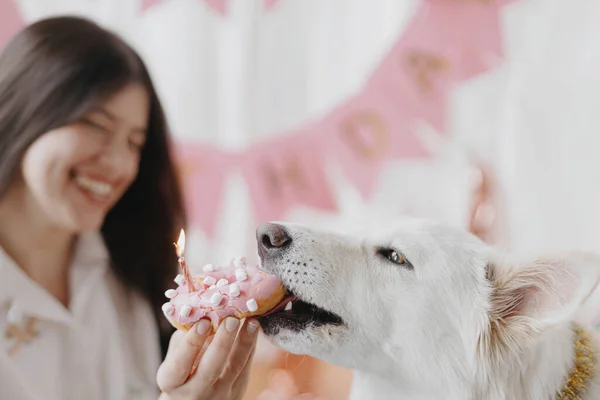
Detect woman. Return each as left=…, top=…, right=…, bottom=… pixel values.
left=0, top=16, right=260, bottom=400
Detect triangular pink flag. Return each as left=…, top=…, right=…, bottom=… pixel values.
left=367, top=4, right=464, bottom=133
left=0, top=0, right=24, bottom=51
left=240, top=131, right=337, bottom=224
left=204, top=0, right=228, bottom=15
left=174, top=143, right=234, bottom=238
left=263, top=0, right=280, bottom=10
left=324, top=86, right=430, bottom=199
left=140, top=0, right=164, bottom=12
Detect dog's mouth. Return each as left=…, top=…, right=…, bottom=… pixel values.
left=258, top=289, right=344, bottom=334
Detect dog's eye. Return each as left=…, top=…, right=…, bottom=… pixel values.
left=387, top=250, right=404, bottom=264
left=377, top=248, right=412, bottom=270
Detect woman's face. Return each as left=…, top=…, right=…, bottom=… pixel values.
left=18, top=83, right=149, bottom=233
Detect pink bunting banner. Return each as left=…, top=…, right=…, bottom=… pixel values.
left=0, top=0, right=24, bottom=51
left=168, top=0, right=518, bottom=237
left=367, top=4, right=465, bottom=133
left=239, top=132, right=337, bottom=224
left=174, top=144, right=235, bottom=238
left=0, top=0, right=518, bottom=237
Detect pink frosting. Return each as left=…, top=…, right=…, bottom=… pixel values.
left=163, top=257, right=284, bottom=327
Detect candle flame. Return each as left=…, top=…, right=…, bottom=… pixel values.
left=175, top=229, right=185, bottom=257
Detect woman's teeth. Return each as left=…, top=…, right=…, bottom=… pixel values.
left=74, top=176, right=112, bottom=197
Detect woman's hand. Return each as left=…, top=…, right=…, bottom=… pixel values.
left=256, top=369, right=326, bottom=400
left=157, top=317, right=259, bottom=400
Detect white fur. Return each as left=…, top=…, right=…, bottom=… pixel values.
left=258, top=217, right=600, bottom=400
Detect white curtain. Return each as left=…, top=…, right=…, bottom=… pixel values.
left=453, top=0, right=600, bottom=256
left=14, top=0, right=600, bottom=269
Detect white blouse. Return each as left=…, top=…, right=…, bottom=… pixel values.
left=0, top=232, right=161, bottom=400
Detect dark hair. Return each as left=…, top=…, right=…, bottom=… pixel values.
left=0, top=16, right=185, bottom=357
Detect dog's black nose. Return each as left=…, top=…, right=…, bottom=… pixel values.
left=257, top=223, right=291, bottom=258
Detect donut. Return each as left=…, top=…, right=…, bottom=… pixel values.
left=161, top=257, right=287, bottom=332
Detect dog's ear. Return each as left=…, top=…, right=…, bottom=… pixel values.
left=482, top=253, right=600, bottom=360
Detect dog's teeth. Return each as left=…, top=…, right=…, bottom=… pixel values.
left=284, top=301, right=293, bottom=311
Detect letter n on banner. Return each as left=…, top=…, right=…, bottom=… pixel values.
left=323, top=85, right=430, bottom=199
left=173, top=143, right=233, bottom=238
left=240, top=132, right=337, bottom=224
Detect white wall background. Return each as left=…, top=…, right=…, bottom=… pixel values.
left=13, top=0, right=600, bottom=267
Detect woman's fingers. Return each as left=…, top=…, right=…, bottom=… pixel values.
left=158, top=317, right=262, bottom=398
left=187, top=317, right=241, bottom=390
left=222, top=319, right=260, bottom=383
left=162, top=328, right=187, bottom=362
left=156, top=319, right=212, bottom=392
left=226, top=321, right=260, bottom=395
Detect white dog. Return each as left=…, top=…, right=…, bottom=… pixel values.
left=255, top=218, right=600, bottom=400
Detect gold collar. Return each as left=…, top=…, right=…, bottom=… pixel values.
left=557, top=324, right=597, bottom=399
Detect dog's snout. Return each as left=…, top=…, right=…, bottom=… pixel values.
left=257, top=223, right=291, bottom=258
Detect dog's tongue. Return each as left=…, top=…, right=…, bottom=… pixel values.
left=261, top=295, right=297, bottom=317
